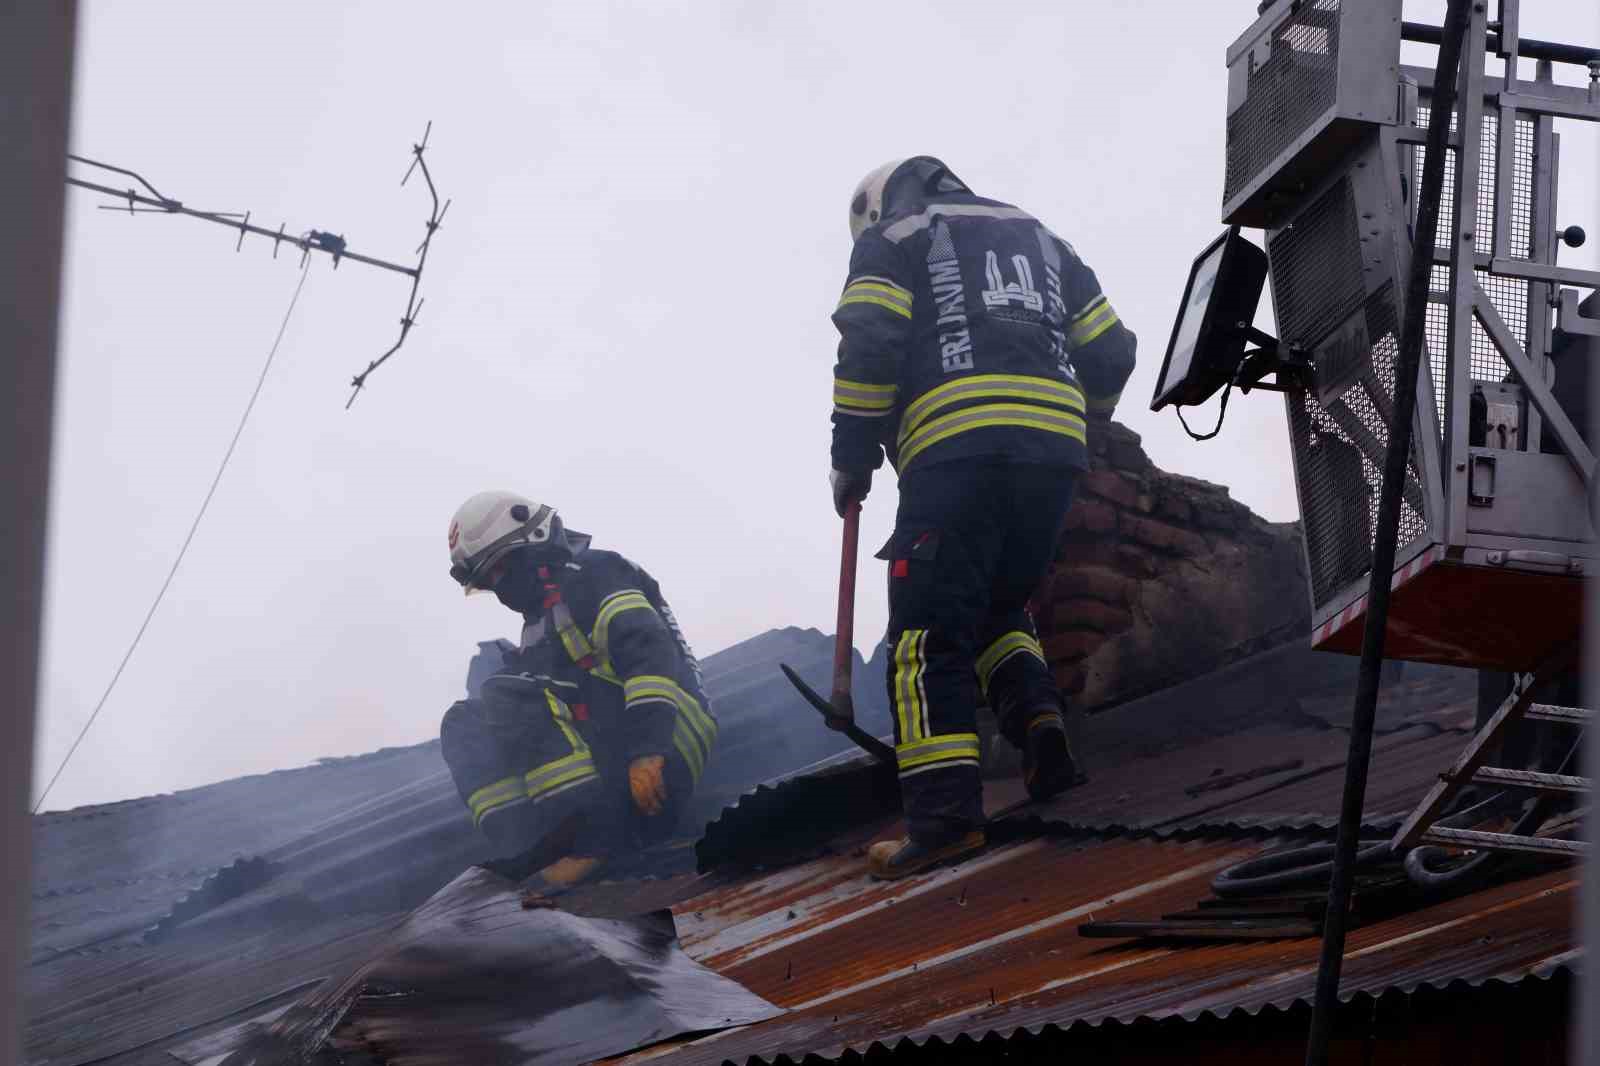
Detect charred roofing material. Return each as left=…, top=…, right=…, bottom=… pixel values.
left=205, top=868, right=783, bottom=1066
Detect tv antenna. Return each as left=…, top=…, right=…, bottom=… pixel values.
left=64, top=121, right=450, bottom=407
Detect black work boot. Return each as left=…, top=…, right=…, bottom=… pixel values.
left=867, top=827, right=986, bottom=881
left=1023, top=708, right=1077, bottom=803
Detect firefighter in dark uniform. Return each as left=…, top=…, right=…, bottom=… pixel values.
left=439, top=491, right=717, bottom=888
left=829, top=157, right=1136, bottom=880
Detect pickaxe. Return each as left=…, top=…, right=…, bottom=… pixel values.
left=781, top=500, right=896, bottom=766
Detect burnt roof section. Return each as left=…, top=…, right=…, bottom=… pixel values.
left=202, top=868, right=781, bottom=1066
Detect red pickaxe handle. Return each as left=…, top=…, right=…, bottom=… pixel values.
left=830, top=499, right=860, bottom=719
left=779, top=498, right=896, bottom=765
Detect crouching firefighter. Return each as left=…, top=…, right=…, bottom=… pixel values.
left=829, top=157, right=1136, bottom=880
left=439, top=491, right=717, bottom=889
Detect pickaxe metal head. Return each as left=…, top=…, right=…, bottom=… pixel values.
left=781, top=663, right=895, bottom=765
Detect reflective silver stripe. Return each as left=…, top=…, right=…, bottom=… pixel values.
left=898, top=757, right=981, bottom=780
left=524, top=745, right=601, bottom=797
left=847, top=274, right=912, bottom=300
left=883, top=203, right=1036, bottom=243
left=975, top=630, right=1046, bottom=697
left=475, top=793, right=532, bottom=824
left=896, top=732, right=981, bottom=775
left=899, top=375, right=1085, bottom=444
left=834, top=381, right=898, bottom=409
left=840, top=280, right=912, bottom=312
left=532, top=771, right=600, bottom=805
left=899, top=403, right=1086, bottom=469
left=1067, top=297, right=1119, bottom=348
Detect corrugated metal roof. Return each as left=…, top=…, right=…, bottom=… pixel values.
left=29, top=635, right=1534, bottom=1066
left=21, top=628, right=900, bottom=1065
left=617, top=835, right=1577, bottom=1065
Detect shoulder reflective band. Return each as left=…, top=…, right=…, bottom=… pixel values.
left=593, top=589, right=654, bottom=651
left=881, top=203, right=1035, bottom=243
left=838, top=275, right=912, bottom=319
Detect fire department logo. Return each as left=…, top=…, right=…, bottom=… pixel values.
left=448, top=521, right=460, bottom=550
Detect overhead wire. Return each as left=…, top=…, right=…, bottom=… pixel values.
left=32, top=261, right=312, bottom=814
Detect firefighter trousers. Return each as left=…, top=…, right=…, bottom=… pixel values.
left=439, top=674, right=696, bottom=863
left=883, top=457, right=1079, bottom=840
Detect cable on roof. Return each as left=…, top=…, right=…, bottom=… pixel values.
left=32, top=260, right=312, bottom=814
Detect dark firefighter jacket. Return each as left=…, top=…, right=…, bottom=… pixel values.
left=505, top=537, right=717, bottom=787
left=831, top=190, right=1137, bottom=477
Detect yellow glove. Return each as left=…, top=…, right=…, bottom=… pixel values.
left=628, top=755, right=669, bottom=816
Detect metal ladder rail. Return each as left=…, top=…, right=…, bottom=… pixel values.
left=1391, top=643, right=1590, bottom=858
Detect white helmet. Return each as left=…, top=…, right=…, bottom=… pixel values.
left=848, top=159, right=906, bottom=243
left=848, top=156, right=970, bottom=242
left=447, top=491, right=558, bottom=594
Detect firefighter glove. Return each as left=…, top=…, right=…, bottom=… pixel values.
left=830, top=467, right=871, bottom=517
left=628, top=755, right=669, bottom=817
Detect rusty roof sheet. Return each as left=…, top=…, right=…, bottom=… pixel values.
left=618, top=834, right=1577, bottom=1065
left=693, top=649, right=1481, bottom=870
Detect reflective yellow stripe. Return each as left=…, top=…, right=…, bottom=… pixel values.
left=1067, top=296, right=1119, bottom=348
left=624, top=674, right=693, bottom=707
left=681, top=695, right=718, bottom=753
left=626, top=674, right=717, bottom=774
left=554, top=602, right=596, bottom=664
left=592, top=590, right=654, bottom=661
left=842, top=276, right=912, bottom=309
left=673, top=721, right=706, bottom=784
left=899, top=404, right=1087, bottom=470
left=838, top=293, right=913, bottom=319
left=846, top=275, right=912, bottom=298
left=1085, top=390, right=1121, bottom=414
left=975, top=631, right=1046, bottom=697
left=545, top=690, right=589, bottom=755
left=467, top=776, right=526, bottom=826
left=833, top=379, right=898, bottom=413
left=892, top=629, right=929, bottom=743
left=525, top=758, right=599, bottom=800
left=843, top=279, right=912, bottom=304
left=895, top=732, right=981, bottom=773
left=900, top=374, right=1085, bottom=442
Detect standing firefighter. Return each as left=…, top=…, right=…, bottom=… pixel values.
left=439, top=492, right=717, bottom=889
left=830, top=157, right=1136, bottom=880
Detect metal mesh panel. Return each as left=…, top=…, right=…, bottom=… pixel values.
left=1414, top=103, right=1534, bottom=425
left=1426, top=265, right=1451, bottom=435
left=1224, top=0, right=1342, bottom=204
left=1289, top=284, right=1429, bottom=608
left=1268, top=176, right=1366, bottom=348
left=1509, top=117, right=1535, bottom=260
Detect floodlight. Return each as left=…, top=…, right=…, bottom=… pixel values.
left=1150, top=228, right=1269, bottom=412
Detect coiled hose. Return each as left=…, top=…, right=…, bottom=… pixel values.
left=1210, top=734, right=1582, bottom=899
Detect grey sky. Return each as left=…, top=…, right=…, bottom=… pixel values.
left=36, top=1, right=1599, bottom=810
